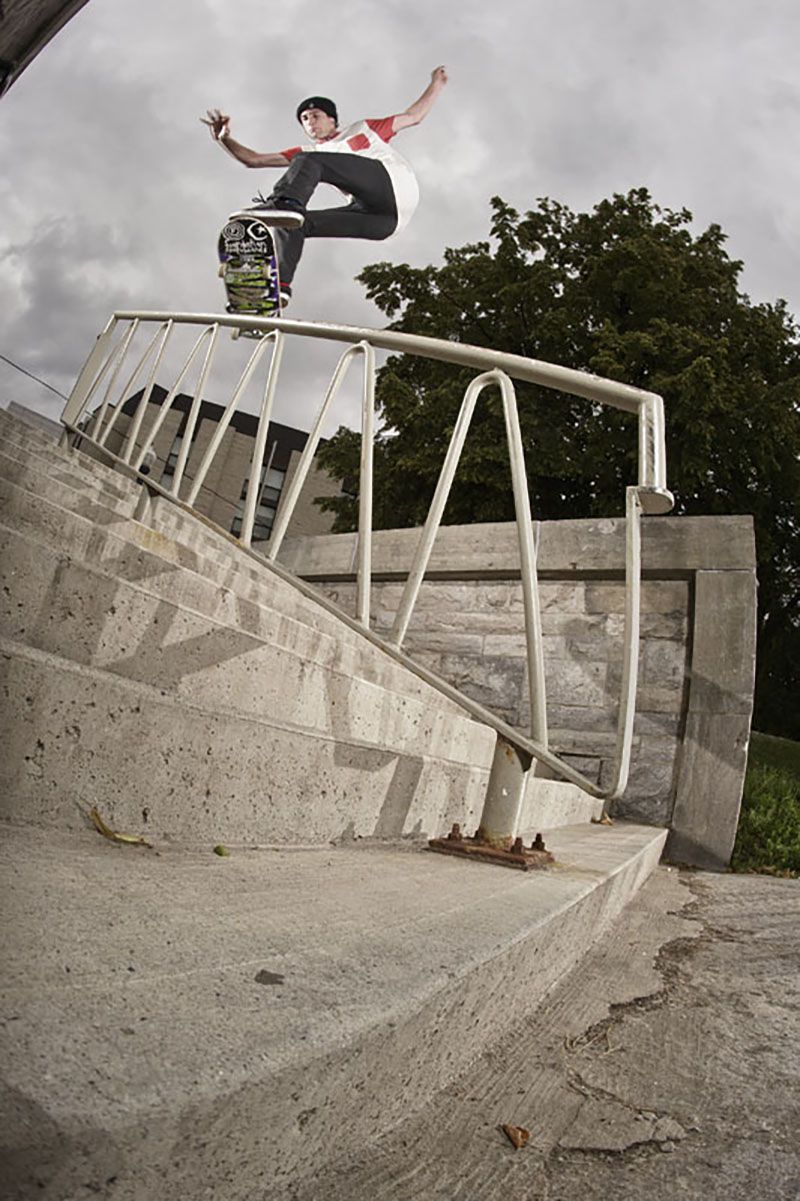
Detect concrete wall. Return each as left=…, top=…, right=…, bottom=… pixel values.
left=278, top=515, right=758, bottom=869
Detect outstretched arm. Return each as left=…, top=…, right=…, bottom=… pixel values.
left=200, top=109, right=290, bottom=168
left=392, top=66, right=448, bottom=133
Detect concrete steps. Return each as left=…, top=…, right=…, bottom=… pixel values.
left=0, top=819, right=667, bottom=1201
left=0, top=409, right=600, bottom=836
left=0, top=405, right=665, bottom=1198
left=0, top=412, right=499, bottom=843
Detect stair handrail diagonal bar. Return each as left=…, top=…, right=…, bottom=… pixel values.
left=184, top=333, right=277, bottom=508
left=86, top=318, right=139, bottom=442
left=355, top=343, right=376, bottom=629
left=121, top=320, right=174, bottom=465
left=61, top=310, right=675, bottom=815
left=96, top=322, right=170, bottom=448
left=499, top=372, right=548, bottom=750
left=161, top=324, right=221, bottom=491
left=267, top=340, right=376, bottom=628
left=59, top=315, right=121, bottom=443
left=240, top=330, right=285, bottom=549
left=132, top=323, right=220, bottom=483
left=389, top=368, right=548, bottom=747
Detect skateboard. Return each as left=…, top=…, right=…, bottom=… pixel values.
left=217, top=215, right=282, bottom=331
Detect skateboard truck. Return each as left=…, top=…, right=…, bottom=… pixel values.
left=428, top=823, right=554, bottom=871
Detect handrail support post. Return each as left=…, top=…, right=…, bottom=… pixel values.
left=475, top=735, right=534, bottom=849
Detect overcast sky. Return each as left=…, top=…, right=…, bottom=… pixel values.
left=2, top=0, right=800, bottom=435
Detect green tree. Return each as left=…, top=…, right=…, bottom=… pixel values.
left=317, top=189, right=800, bottom=738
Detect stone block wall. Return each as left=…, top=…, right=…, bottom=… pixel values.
left=278, top=515, right=757, bottom=868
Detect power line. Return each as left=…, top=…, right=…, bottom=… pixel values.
left=0, top=352, right=68, bottom=401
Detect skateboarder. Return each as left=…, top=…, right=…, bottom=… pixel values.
left=201, top=66, right=448, bottom=305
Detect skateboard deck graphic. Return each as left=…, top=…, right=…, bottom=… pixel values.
left=217, top=215, right=282, bottom=324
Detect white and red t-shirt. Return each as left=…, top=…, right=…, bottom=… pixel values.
left=280, top=117, right=420, bottom=234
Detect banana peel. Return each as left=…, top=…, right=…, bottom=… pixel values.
left=89, top=806, right=152, bottom=849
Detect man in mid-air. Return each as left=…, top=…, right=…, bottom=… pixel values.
left=202, top=66, right=448, bottom=305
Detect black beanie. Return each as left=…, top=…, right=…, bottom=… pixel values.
left=296, top=96, right=338, bottom=124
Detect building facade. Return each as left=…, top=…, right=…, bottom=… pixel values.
left=98, top=385, right=342, bottom=545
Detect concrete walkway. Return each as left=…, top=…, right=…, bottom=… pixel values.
left=0, top=820, right=663, bottom=1200
left=289, top=867, right=800, bottom=1201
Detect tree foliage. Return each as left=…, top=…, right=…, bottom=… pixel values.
left=317, top=189, right=800, bottom=737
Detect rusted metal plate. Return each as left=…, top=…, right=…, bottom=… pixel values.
left=428, top=825, right=554, bottom=871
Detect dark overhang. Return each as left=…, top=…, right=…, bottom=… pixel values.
left=0, top=1, right=91, bottom=96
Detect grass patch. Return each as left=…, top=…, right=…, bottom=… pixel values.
left=731, top=732, right=800, bottom=877
left=747, top=731, right=800, bottom=778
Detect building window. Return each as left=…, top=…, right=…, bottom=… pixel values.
left=161, top=434, right=184, bottom=479
left=240, top=464, right=286, bottom=500
left=232, top=461, right=286, bottom=542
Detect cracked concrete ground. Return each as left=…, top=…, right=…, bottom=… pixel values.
left=282, top=867, right=800, bottom=1201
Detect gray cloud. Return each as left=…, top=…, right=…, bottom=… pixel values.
left=2, top=0, right=799, bottom=434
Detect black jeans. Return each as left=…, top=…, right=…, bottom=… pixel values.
left=265, top=152, right=398, bottom=284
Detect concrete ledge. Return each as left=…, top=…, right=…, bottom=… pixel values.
left=0, top=820, right=666, bottom=1200
left=0, top=442, right=140, bottom=515
left=279, top=515, right=757, bottom=577
left=0, top=527, right=488, bottom=761
left=0, top=411, right=140, bottom=497
left=0, top=636, right=494, bottom=845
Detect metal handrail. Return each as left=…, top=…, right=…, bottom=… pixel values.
left=60, top=309, right=674, bottom=821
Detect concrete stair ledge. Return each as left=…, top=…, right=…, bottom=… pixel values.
left=0, top=449, right=601, bottom=833
left=0, top=425, right=142, bottom=499
left=0, top=458, right=367, bottom=649
left=0, top=495, right=489, bottom=741
left=0, top=487, right=415, bottom=708
left=0, top=465, right=405, bottom=656
left=0, top=423, right=297, bottom=590
left=0, top=530, right=491, bottom=766
left=0, top=444, right=138, bottom=515
left=0, top=444, right=143, bottom=523
left=0, top=495, right=599, bottom=832
left=0, top=418, right=602, bottom=833
left=522, top=777, right=604, bottom=830
left=0, top=472, right=335, bottom=639
left=0, top=426, right=138, bottom=494
left=0, top=412, right=139, bottom=497
left=0, top=636, right=493, bottom=844
left=0, top=612, right=596, bottom=839
left=0, top=820, right=667, bottom=1201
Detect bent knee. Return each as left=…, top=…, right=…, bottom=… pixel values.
left=367, top=214, right=397, bottom=241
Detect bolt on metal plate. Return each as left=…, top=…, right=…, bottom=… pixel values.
left=428, top=824, right=555, bottom=871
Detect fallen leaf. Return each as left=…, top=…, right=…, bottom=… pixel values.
left=89, top=806, right=152, bottom=848
left=501, top=1123, right=530, bottom=1150
left=254, top=969, right=285, bottom=986
left=213, top=844, right=231, bottom=857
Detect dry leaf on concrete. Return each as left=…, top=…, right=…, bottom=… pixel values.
left=89, top=806, right=152, bottom=848
left=500, top=1123, right=530, bottom=1149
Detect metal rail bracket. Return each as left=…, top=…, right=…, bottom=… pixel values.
left=428, top=824, right=555, bottom=872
